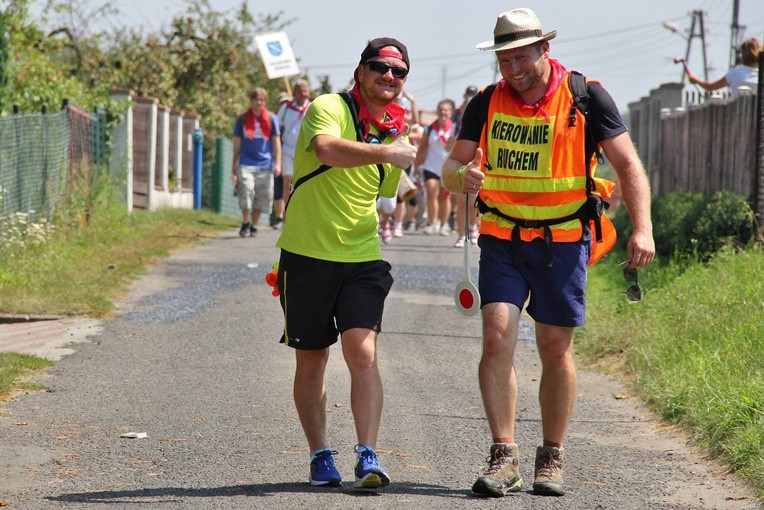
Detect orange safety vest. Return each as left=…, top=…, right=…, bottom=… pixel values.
left=477, top=76, right=616, bottom=265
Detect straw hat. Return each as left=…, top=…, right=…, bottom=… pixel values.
left=476, top=8, right=557, bottom=52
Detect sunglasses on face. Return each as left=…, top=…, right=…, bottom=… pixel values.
left=366, top=61, right=409, bottom=79
left=623, top=267, right=642, bottom=302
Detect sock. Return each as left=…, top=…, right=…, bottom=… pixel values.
left=356, top=444, right=374, bottom=457
left=543, top=440, right=563, bottom=449
left=493, top=437, right=514, bottom=445
left=310, top=448, right=329, bottom=459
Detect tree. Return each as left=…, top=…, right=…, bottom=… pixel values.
left=0, top=12, right=9, bottom=98
left=0, top=0, right=113, bottom=113
left=90, top=0, right=299, bottom=140
left=3, top=0, right=312, bottom=142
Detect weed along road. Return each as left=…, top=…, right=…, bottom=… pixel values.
left=0, top=228, right=759, bottom=510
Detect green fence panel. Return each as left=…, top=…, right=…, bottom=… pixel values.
left=214, top=137, right=239, bottom=218
left=0, top=104, right=109, bottom=235
left=0, top=111, right=69, bottom=222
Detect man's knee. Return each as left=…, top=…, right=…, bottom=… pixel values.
left=295, top=348, right=330, bottom=375
left=341, top=329, right=378, bottom=371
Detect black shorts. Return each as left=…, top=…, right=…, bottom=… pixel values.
left=422, top=169, right=441, bottom=182
left=277, top=250, right=394, bottom=350
left=273, top=175, right=284, bottom=200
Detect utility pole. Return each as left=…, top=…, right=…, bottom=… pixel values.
left=729, top=0, right=741, bottom=67
left=441, top=66, right=447, bottom=101
left=682, top=10, right=710, bottom=84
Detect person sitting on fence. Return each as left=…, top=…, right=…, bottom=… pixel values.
left=685, top=37, right=762, bottom=95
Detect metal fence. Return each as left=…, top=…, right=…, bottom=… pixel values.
left=0, top=103, right=105, bottom=223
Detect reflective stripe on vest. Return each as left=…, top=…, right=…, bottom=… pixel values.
left=478, top=77, right=595, bottom=243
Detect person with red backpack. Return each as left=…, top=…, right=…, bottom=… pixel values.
left=442, top=8, right=655, bottom=498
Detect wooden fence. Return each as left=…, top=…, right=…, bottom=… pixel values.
left=627, top=56, right=763, bottom=224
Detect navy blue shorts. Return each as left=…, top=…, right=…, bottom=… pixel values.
left=277, top=250, right=394, bottom=350
left=477, top=234, right=590, bottom=327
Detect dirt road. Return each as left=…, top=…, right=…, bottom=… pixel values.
left=0, top=228, right=759, bottom=509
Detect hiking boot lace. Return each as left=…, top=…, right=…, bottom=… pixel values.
left=484, top=448, right=510, bottom=475
left=536, top=451, right=562, bottom=477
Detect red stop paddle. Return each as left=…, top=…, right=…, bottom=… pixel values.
left=455, top=194, right=480, bottom=316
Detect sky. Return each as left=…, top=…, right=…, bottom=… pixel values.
left=37, top=0, right=764, bottom=114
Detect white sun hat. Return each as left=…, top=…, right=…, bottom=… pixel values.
left=476, top=8, right=557, bottom=52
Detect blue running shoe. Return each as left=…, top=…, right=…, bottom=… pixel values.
left=310, top=449, right=341, bottom=486
left=353, top=445, right=390, bottom=489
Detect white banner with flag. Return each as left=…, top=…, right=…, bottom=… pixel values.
left=255, top=32, right=300, bottom=79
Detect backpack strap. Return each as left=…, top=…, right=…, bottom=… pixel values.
left=567, top=71, right=589, bottom=127
left=286, top=92, right=386, bottom=212
left=567, top=71, right=609, bottom=243
left=477, top=84, right=497, bottom=171
left=337, top=91, right=385, bottom=187
left=568, top=71, right=605, bottom=179
left=474, top=198, right=592, bottom=267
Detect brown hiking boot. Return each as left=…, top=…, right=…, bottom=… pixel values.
left=533, top=445, right=564, bottom=496
left=471, top=443, right=523, bottom=497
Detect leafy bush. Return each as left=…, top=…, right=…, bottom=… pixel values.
left=690, top=190, right=757, bottom=258
left=651, top=192, right=705, bottom=258
left=610, top=190, right=757, bottom=261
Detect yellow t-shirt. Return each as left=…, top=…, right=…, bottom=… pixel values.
left=276, top=93, right=402, bottom=262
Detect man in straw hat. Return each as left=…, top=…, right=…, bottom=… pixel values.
left=442, top=8, right=654, bottom=497
left=276, top=37, right=417, bottom=490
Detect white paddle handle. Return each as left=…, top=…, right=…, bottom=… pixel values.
left=464, top=193, right=471, bottom=280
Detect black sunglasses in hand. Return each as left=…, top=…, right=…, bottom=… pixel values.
left=623, top=267, right=642, bottom=302
left=366, top=61, right=409, bottom=79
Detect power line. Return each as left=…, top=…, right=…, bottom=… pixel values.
left=302, top=16, right=690, bottom=70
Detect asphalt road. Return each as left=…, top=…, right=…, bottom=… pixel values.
left=0, top=227, right=760, bottom=510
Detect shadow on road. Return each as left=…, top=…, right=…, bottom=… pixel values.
left=47, top=481, right=474, bottom=503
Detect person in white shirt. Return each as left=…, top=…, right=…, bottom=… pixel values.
left=415, top=99, right=457, bottom=236
left=686, top=37, right=761, bottom=95
left=273, top=80, right=311, bottom=228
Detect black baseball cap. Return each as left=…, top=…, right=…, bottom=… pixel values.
left=359, top=37, right=410, bottom=70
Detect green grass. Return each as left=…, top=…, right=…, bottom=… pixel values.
left=580, top=245, right=764, bottom=497
left=0, top=352, right=54, bottom=409
left=0, top=207, right=237, bottom=317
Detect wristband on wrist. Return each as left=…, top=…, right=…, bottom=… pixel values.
left=456, top=165, right=466, bottom=190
